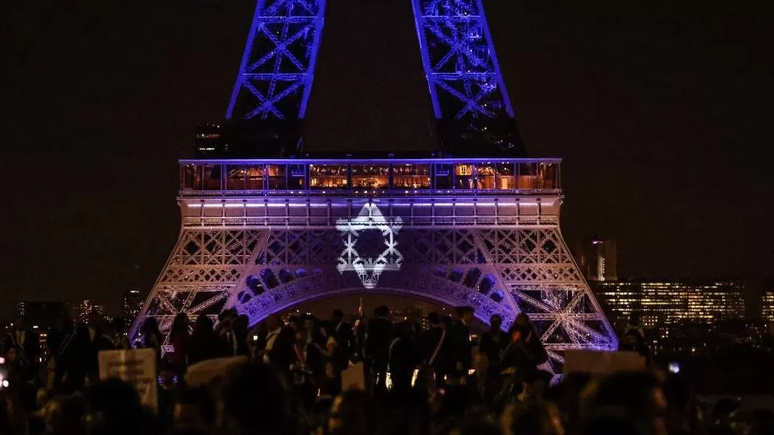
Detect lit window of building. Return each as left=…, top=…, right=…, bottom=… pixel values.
left=592, top=280, right=746, bottom=328
left=121, top=289, right=144, bottom=323
left=762, top=290, right=774, bottom=322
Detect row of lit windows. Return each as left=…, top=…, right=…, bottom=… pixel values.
left=595, top=282, right=746, bottom=325
left=180, top=161, right=560, bottom=193
left=763, top=292, right=774, bottom=321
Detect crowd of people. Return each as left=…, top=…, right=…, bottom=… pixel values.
left=1, top=305, right=773, bottom=435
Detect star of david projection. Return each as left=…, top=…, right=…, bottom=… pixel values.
left=336, top=202, right=403, bottom=288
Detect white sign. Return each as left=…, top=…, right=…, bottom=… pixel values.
left=98, top=348, right=158, bottom=411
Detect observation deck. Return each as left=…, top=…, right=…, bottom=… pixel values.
left=179, top=158, right=563, bottom=228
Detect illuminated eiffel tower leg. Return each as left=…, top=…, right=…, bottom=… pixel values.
left=226, top=0, right=326, bottom=121
left=411, top=0, right=514, bottom=120
left=129, top=229, right=265, bottom=351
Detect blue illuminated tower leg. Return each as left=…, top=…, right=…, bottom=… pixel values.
left=411, top=0, right=525, bottom=155
left=227, top=0, right=327, bottom=121
left=411, top=0, right=515, bottom=120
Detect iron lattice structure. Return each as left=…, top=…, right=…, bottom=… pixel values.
left=226, top=0, right=511, bottom=123
left=133, top=1, right=619, bottom=375
left=412, top=0, right=514, bottom=120
left=131, top=159, right=619, bottom=374
left=226, top=0, right=326, bottom=120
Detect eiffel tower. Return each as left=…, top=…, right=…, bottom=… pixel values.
left=131, top=0, right=618, bottom=374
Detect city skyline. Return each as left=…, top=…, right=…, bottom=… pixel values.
left=2, top=0, right=772, bottom=311
left=0, top=233, right=766, bottom=321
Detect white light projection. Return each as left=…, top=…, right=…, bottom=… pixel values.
left=336, top=202, right=404, bottom=288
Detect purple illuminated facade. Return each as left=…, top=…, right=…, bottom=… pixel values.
left=131, top=0, right=618, bottom=374
left=133, top=158, right=618, bottom=374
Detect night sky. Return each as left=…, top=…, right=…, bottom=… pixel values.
left=2, top=0, right=772, bottom=314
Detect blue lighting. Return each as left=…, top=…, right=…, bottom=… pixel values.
left=226, top=0, right=327, bottom=121
left=227, top=0, right=513, bottom=124
left=411, top=0, right=515, bottom=120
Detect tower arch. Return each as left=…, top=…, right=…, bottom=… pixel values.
left=133, top=191, right=618, bottom=375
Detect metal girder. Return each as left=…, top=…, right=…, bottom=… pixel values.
left=411, top=0, right=514, bottom=120
left=132, top=202, right=618, bottom=376
left=226, top=0, right=326, bottom=120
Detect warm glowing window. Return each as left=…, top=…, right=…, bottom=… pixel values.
left=310, top=164, right=348, bottom=190
left=243, top=165, right=264, bottom=190
left=517, top=162, right=538, bottom=189
left=540, top=163, right=559, bottom=189
left=351, top=165, right=388, bottom=190
left=477, top=162, right=515, bottom=190
left=267, top=165, right=286, bottom=189
left=392, top=164, right=430, bottom=189
left=225, top=165, right=247, bottom=190
left=455, top=164, right=475, bottom=189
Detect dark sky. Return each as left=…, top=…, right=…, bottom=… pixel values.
left=1, top=0, right=773, bottom=313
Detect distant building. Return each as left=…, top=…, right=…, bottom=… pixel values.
left=14, top=301, right=69, bottom=331
left=38, top=330, right=49, bottom=362
left=194, top=123, right=223, bottom=158
left=73, top=299, right=106, bottom=324
left=762, top=290, right=774, bottom=322
left=121, top=289, right=144, bottom=322
left=592, top=280, right=746, bottom=329
left=647, top=319, right=770, bottom=358
left=574, top=236, right=618, bottom=281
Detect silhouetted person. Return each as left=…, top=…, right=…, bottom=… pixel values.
left=171, top=387, right=218, bottom=434
left=188, top=314, right=229, bottom=365
left=3, top=344, right=38, bottom=412
left=420, top=312, right=448, bottom=389
left=289, top=328, right=324, bottom=412
left=580, top=371, right=668, bottom=435
left=216, top=362, right=289, bottom=435
left=88, top=378, right=155, bottom=435
left=169, top=313, right=191, bottom=380
left=139, top=317, right=163, bottom=366
left=50, top=318, right=76, bottom=392
left=353, top=315, right=369, bottom=362
left=76, top=313, right=115, bottom=387
left=158, top=360, right=178, bottom=421
left=4, top=315, right=40, bottom=382
left=449, top=306, right=474, bottom=382
left=217, top=309, right=239, bottom=357
left=388, top=322, right=417, bottom=393
left=111, top=318, right=131, bottom=349
left=479, top=314, right=507, bottom=401
left=619, top=311, right=651, bottom=366
left=500, top=399, right=566, bottom=435
left=302, top=315, right=327, bottom=350
left=367, top=306, right=393, bottom=391
left=256, top=314, right=295, bottom=376
left=233, top=315, right=251, bottom=357
left=500, top=314, right=549, bottom=401
left=328, top=309, right=354, bottom=368
left=326, top=390, right=375, bottom=435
